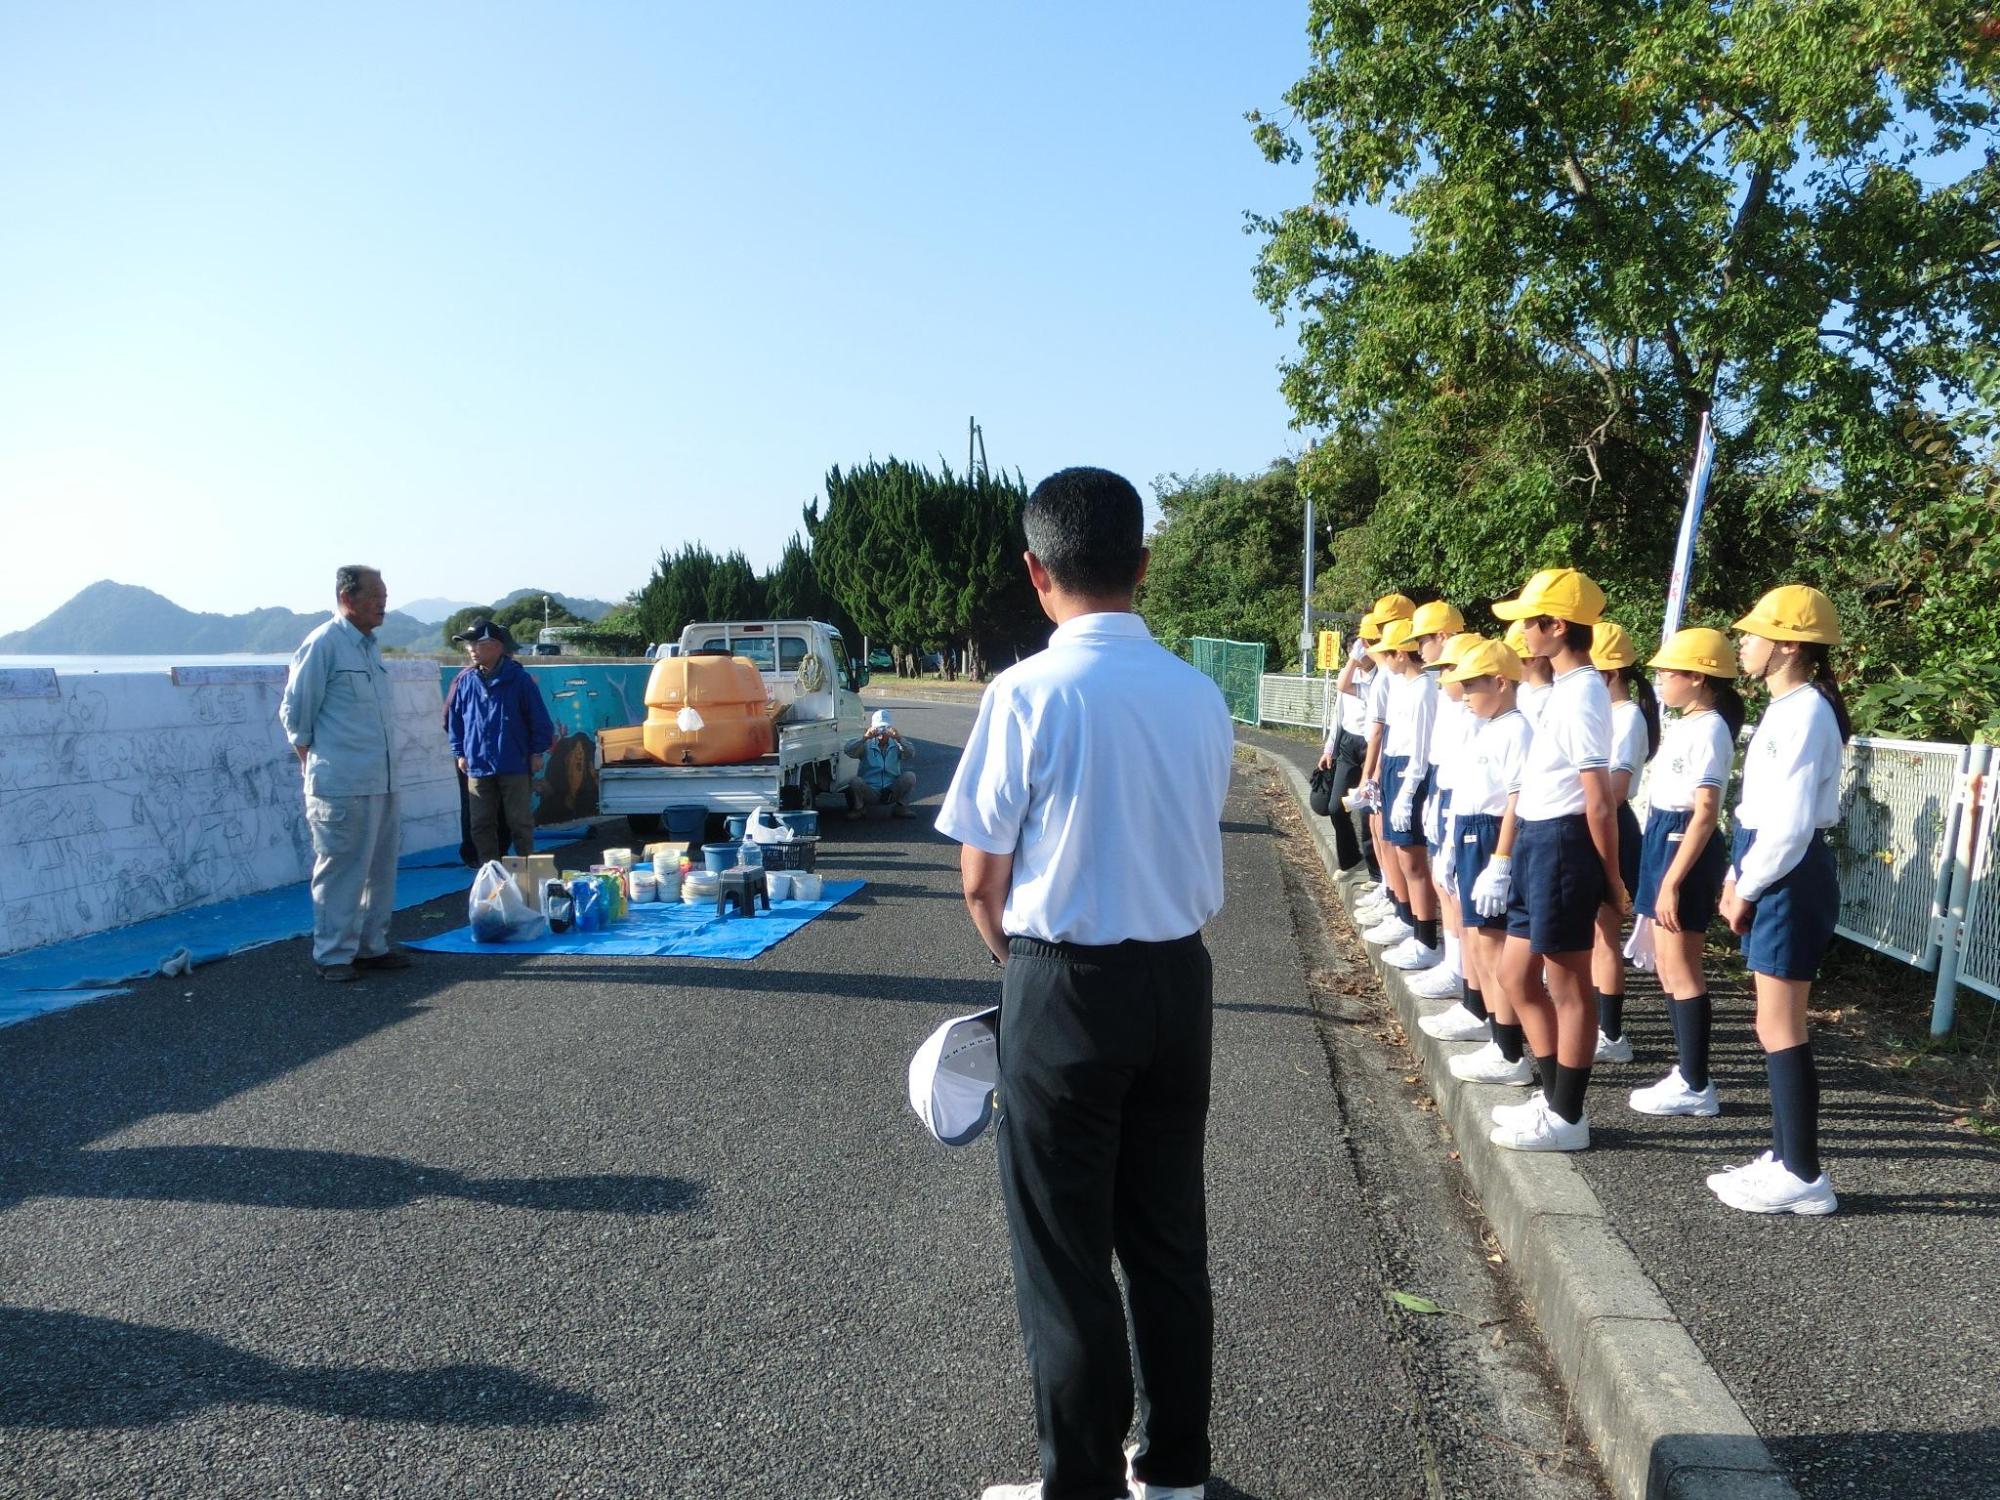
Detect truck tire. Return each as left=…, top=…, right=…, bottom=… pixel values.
left=778, top=781, right=806, bottom=811
left=626, top=813, right=663, bottom=839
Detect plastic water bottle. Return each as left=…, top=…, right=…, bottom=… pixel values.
left=738, top=839, right=764, bottom=870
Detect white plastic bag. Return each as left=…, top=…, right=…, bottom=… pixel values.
left=1623, top=915, right=1657, bottom=972
left=746, top=808, right=795, bottom=844
left=469, top=860, right=549, bottom=944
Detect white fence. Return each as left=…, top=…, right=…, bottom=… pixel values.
left=1251, top=672, right=1998, bottom=1033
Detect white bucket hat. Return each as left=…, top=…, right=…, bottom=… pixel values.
left=907, top=1008, right=1000, bottom=1146
left=869, top=709, right=893, bottom=732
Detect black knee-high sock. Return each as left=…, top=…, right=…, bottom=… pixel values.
left=1675, top=995, right=1712, bottom=1091
left=1414, top=916, right=1440, bottom=949
left=1492, top=1021, right=1525, bottom=1062
left=1549, top=1063, right=1593, bottom=1124
left=1767, top=1044, right=1821, bottom=1181
left=1463, top=986, right=1489, bottom=1023
left=1596, top=988, right=1625, bottom=1041
left=1534, top=1053, right=1559, bottom=1098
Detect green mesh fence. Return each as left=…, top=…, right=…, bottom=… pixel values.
left=1188, top=638, right=1266, bottom=724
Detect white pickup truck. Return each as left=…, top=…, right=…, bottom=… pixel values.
left=595, top=618, right=870, bottom=839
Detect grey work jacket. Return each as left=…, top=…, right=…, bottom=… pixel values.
left=280, top=614, right=397, bottom=798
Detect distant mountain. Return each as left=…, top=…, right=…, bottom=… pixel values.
left=495, top=588, right=618, bottom=622
left=0, top=581, right=442, bottom=655
left=397, top=596, right=483, bottom=624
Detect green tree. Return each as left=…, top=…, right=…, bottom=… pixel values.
left=442, top=594, right=582, bottom=648
left=1249, top=0, right=1997, bottom=692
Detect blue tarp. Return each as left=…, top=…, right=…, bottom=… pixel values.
left=406, top=880, right=865, bottom=961
left=0, top=825, right=599, bottom=1029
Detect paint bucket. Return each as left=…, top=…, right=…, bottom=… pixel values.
left=766, top=870, right=794, bottom=901
left=629, top=870, right=659, bottom=903
left=682, top=871, right=720, bottom=904
left=791, top=872, right=823, bottom=902
left=603, top=848, right=635, bottom=870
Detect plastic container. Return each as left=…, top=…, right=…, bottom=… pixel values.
left=766, top=871, right=794, bottom=901
left=603, top=848, right=635, bottom=870
left=790, top=872, right=824, bottom=902
left=628, top=870, right=659, bottom=903
left=702, top=844, right=735, bottom=874
left=777, top=810, right=820, bottom=838
left=682, top=871, right=720, bottom=904
left=758, top=837, right=817, bottom=872
left=724, top=814, right=750, bottom=841
left=639, top=655, right=774, bottom=766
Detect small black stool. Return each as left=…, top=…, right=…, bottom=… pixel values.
left=716, top=867, right=769, bottom=918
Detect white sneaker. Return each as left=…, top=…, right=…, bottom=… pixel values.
left=1627, top=1068, right=1720, bottom=1117
left=1354, top=900, right=1394, bottom=925
left=1490, top=1100, right=1590, bottom=1152
left=980, top=1485, right=1046, bottom=1500
left=1363, top=915, right=1414, bottom=945
left=1491, top=1090, right=1547, bottom=1124
left=1714, top=1162, right=1838, bottom=1216
left=1418, top=1000, right=1486, bottom=1039
left=1450, top=1043, right=1537, bottom=1084
left=1383, top=938, right=1442, bottom=971
left=1704, top=1151, right=1780, bottom=1197
left=1125, top=1443, right=1205, bottom=1500
left=1407, top=965, right=1463, bottom=1000
left=1593, top=1029, right=1634, bottom=1064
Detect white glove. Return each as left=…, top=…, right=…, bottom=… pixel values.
left=1623, top=916, right=1657, bottom=972
left=1347, top=778, right=1380, bottom=813
left=1390, top=786, right=1415, bottom=833
left=1471, top=855, right=1513, bottom=918
left=1349, top=636, right=1369, bottom=662
left=1422, top=791, right=1442, bottom=846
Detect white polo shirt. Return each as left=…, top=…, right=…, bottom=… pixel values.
left=1647, top=710, right=1735, bottom=812
left=1452, top=708, right=1533, bottom=817
left=1365, top=666, right=1394, bottom=731
left=1428, top=694, right=1474, bottom=788
left=1518, top=680, right=1551, bottom=729
left=936, top=612, right=1234, bottom=944
left=1383, top=669, right=1436, bottom=761
left=1610, top=699, right=1649, bottom=784
left=1338, top=666, right=1374, bottom=739
left=1731, top=684, right=1844, bottom=902
left=1515, top=666, right=1612, bottom=820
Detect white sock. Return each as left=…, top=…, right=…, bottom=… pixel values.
left=1443, top=929, right=1463, bottom=979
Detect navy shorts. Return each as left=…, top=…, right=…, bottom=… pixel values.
left=1381, top=755, right=1429, bottom=849
left=1427, top=779, right=1451, bottom=860
left=1732, top=826, right=1839, bottom=980
left=1506, top=813, right=1605, bottom=955
left=1635, top=808, right=1728, bottom=929
left=1454, top=813, right=1507, bottom=930
left=1616, top=801, right=1641, bottom=895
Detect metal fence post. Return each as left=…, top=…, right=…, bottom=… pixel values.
left=1932, top=740, right=1994, bottom=1037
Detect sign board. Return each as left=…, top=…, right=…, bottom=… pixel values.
left=1316, top=630, right=1341, bottom=672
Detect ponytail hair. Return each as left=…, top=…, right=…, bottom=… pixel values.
left=1802, top=643, right=1853, bottom=744
left=1709, top=681, right=1747, bottom=741
left=1622, top=666, right=1661, bottom=760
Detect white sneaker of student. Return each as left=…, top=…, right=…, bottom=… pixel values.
left=1125, top=1443, right=1206, bottom=1500
left=1417, top=1000, right=1486, bottom=1038
left=1383, top=938, right=1442, bottom=971
left=1490, top=1099, right=1590, bottom=1152
left=1704, top=1150, right=1779, bottom=1197
left=1407, top=964, right=1464, bottom=1001
left=980, top=1484, right=1046, bottom=1500
left=1592, top=1029, right=1634, bottom=1064
left=1354, top=900, right=1395, bottom=926
left=1450, top=1043, right=1537, bottom=1085
left=1491, top=1090, right=1548, bottom=1124
left=1713, top=1161, right=1839, bottom=1216
left=1363, top=915, right=1414, bottom=945
left=1627, top=1069, right=1720, bottom=1117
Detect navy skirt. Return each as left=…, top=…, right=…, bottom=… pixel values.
left=1635, top=808, right=1728, bottom=930
left=1381, top=754, right=1428, bottom=849
left=1454, top=812, right=1506, bottom=930
left=1506, top=813, right=1605, bottom=955
left=1732, top=826, right=1839, bottom=980
left=1616, top=801, right=1641, bottom=895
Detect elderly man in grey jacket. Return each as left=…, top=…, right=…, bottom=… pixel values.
left=280, top=565, right=412, bottom=982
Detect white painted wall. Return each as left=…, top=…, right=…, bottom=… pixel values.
left=0, top=662, right=457, bottom=956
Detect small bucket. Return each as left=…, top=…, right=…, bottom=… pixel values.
left=766, top=870, right=794, bottom=901
left=777, top=810, right=820, bottom=838
left=724, top=814, right=749, bottom=840
left=791, top=872, right=824, bottom=902
left=702, top=844, right=735, bottom=874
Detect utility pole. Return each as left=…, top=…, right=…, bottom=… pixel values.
left=968, top=416, right=987, bottom=481
left=1299, top=496, right=1315, bottom=679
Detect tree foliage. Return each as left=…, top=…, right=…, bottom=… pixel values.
left=441, top=593, right=583, bottom=648
left=1246, top=0, right=1999, bottom=731
left=631, top=544, right=770, bottom=647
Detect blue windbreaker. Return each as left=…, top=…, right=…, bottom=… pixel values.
left=446, top=657, right=556, bottom=777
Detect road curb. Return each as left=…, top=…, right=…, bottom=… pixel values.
left=1248, top=745, right=1799, bottom=1500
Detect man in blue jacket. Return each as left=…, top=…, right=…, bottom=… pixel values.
left=446, top=619, right=557, bottom=863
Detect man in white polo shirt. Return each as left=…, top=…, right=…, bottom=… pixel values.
left=938, top=467, right=1234, bottom=1500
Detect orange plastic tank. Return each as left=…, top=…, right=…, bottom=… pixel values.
left=639, top=654, right=774, bottom=765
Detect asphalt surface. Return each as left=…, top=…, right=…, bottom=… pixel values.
left=1247, top=725, right=2000, bottom=1500
left=1, top=699, right=1604, bottom=1498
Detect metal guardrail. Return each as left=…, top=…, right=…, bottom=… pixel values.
left=1944, top=746, right=1998, bottom=1013
left=1256, top=673, right=1335, bottom=734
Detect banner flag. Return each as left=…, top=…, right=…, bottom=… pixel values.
left=1662, top=411, right=1716, bottom=642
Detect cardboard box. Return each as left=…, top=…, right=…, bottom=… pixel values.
left=642, top=840, right=694, bottom=868
left=503, top=854, right=560, bottom=910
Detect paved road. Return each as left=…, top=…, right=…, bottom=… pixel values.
left=2, top=700, right=1601, bottom=1498
left=1247, top=725, right=2000, bottom=1500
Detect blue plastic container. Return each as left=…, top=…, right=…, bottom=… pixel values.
left=702, top=844, right=735, bottom=874
left=724, top=814, right=749, bottom=840
left=663, top=804, right=708, bottom=839
left=777, top=811, right=819, bottom=838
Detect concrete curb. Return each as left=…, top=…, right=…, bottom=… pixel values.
left=1249, top=745, right=1799, bottom=1500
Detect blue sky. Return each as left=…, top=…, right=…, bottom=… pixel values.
left=0, top=2, right=1331, bottom=631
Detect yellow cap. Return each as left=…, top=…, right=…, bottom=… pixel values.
left=1490, top=568, right=1607, bottom=625
left=1357, top=612, right=1382, bottom=641
left=1446, top=638, right=1524, bottom=684
left=1733, top=585, right=1841, bottom=645
left=1589, top=622, right=1638, bottom=670
left=1373, top=617, right=1416, bottom=652
left=1409, top=600, right=1465, bottom=639
left=1370, top=593, right=1415, bottom=622
left=1424, top=632, right=1485, bottom=671
left=1503, top=620, right=1528, bottom=654
left=1649, top=627, right=1738, bottom=678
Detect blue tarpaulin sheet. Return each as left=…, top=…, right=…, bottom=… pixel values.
left=0, top=826, right=600, bottom=1029
left=405, top=879, right=865, bottom=961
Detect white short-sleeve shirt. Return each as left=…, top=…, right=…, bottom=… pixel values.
left=1609, top=699, right=1649, bottom=783
left=1383, top=669, right=1436, bottom=760
left=1518, top=680, right=1551, bottom=729
left=1515, top=666, right=1612, bottom=820
left=1731, top=685, right=1845, bottom=902
left=1452, top=709, right=1534, bottom=817
left=1366, top=667, right=1394, bottom=729
left=1428, top=695, right=1473, bottom=788
left=1647, top=711, right=1736, bottom=812
left=1338, top=667, right=1374, bottom=739
left=935, top=612, right=1235, bottom=945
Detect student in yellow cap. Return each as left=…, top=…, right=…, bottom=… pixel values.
left=1353, top=596, right=1417, bottom=927
left=1506, top=620, right=1555, bottom=727
left=1318, top=614, right=1383, bottom=887
left=1442, top=638, right=1539, bottom=1085
left=1407, top=619, right=1479, bottom=1009
left=1626, top=627, right=1745, bottom=1120
left=1359, top=617, right=1443, bottom=967
left=1709, top=585, right=1850, bottom=1215
left=1586, top=622, right=1661, bottom=1065
left=1478, top=568, right=1628, bottom=1152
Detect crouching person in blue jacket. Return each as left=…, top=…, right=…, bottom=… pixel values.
left=447, top=619, right=557, bottom=863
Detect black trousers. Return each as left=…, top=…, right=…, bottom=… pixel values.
left=1327, top=729, right=1378, bottom=879
left=998, top=933, right=1213, bottom=1500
